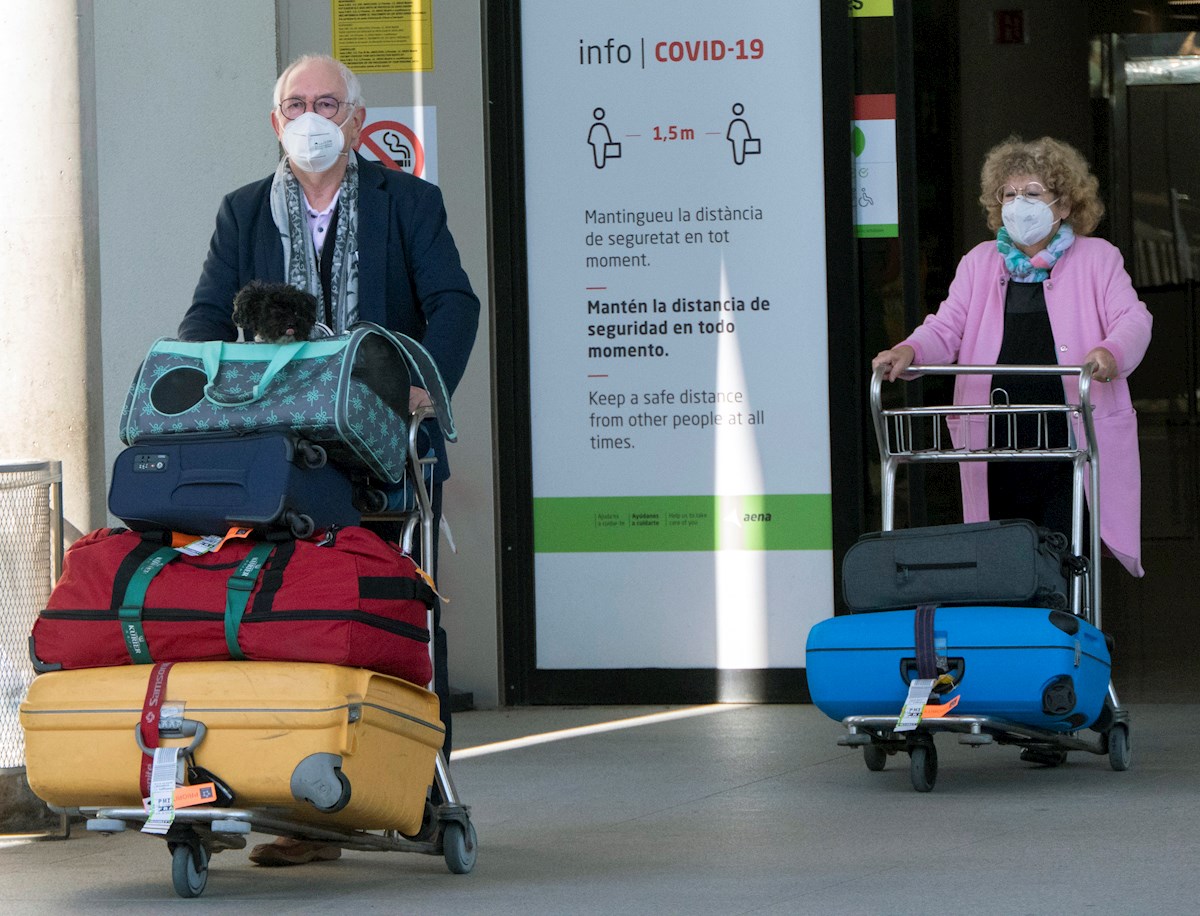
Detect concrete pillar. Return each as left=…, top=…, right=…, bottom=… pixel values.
left=0, top=0, right=106, bottom=539
left=0, top=0, right=101, bottom=834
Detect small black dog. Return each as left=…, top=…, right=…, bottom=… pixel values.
left=232, top=281, right=328, bottom=343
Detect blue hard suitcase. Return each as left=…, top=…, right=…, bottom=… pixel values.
left=805, top=605, right=1112, bottom=732
left=108, top=431, right=360, bottom=538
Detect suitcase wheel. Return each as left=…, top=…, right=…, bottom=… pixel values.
left=291, top=753, right=352, bottom=813
left=285, top=510, right=316, bottom=539
left=296, top=440, right=327, bottom=469
left=443, top=818, right=478, bottom=875
left=355, top=487, right=389, bottom=514
left=170, top=840, right=209, bottom=899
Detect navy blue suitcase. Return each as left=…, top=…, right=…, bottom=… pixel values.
left=108, top=432, right=360, bottom=538
left=806, top=605, right=1112, bottom=732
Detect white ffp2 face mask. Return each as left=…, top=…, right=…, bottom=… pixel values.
left=281, top=111, right=347, bottom=173
left=1002, top=197, right=1060, bottom=247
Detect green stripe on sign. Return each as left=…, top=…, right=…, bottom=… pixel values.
left=855, top=223, right=899, bottom=238
left=533, top=494, right=831, bottom=553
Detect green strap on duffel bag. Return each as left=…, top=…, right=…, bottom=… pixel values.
left=222, top=541, right=277, bottom=660
left=117, top=540, right=277, bottom=664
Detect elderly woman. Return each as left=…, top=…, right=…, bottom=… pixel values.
left=872, top=136, right=1152, bottom=577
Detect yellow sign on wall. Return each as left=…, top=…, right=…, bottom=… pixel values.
left=850, top=0, right=894, bottom=17
left=332, top=0, right=433, bottom=73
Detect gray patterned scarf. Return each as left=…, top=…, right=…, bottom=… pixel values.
left=269, top=155, right=360, bottom=332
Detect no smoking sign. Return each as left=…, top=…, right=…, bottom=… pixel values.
left=355, top=106, right=439, bottom=185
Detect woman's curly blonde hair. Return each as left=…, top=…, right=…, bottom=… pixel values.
left=978, top=136, right=1104, bottom=236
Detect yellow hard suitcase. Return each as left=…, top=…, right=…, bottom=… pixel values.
left=20, top=661, right=444, bottom=833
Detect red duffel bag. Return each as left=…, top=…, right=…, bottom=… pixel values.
left=30, top=525, right=434, bottom=686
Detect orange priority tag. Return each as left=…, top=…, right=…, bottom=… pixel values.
left=170, top=527, right=253, bottom=556
left=413, top=563, right=448, bottom=603
left=215, top=526, right=254, bottom=551
left=921, top=694, right=961, bottom=719
left=173, top=783, right=219, bottom=809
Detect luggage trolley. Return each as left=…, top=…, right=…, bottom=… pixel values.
left=73, top=405, right=477, bottom=897
left=831, top=363, right=1131, bottom=792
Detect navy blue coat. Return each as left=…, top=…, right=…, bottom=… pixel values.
left=181, top=154, right=480, bottom=481
left=181, top=153, right=480, bottom=398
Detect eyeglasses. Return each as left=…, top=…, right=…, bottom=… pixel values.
left=996, top=182, right=1055, bottom=205
left=278, top=96, right=354, bottom=121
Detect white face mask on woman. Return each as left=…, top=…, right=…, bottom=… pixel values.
left=281, top=111, right=348, bottom=173
left=1002, top=196, right=1061, bottom=247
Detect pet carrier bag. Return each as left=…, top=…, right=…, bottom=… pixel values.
left=119, top=322, right=455, bottom=485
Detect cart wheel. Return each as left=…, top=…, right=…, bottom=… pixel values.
left=1108, top=723, right=1131, bottom=772
left=1019, top=747, right=1068, bottom=767
left=171, top=842, right=209, bottom=899
left=909, top=743, right=937, bottom=793
left=443, top=819, right=478, bottom=875
left=863, top=743, right=887, bottom=772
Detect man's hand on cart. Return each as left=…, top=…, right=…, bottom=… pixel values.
left=871, top=345, right=916, bottom=382
left=1084, top=347, right=1117, bottom=382
left=409, top=386, right=433, bottom=413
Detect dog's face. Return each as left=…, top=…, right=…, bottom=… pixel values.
left=231, top=282, right=320, bottom=344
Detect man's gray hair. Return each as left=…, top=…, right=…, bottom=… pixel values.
left=273, top=54, right=364, bottom=109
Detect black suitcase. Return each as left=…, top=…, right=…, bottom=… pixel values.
left=108, top=432, right=360, bottom=538
left=841, top=519, right=1074, bottom=612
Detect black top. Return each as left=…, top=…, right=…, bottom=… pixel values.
left=992, top=280, right=1067, bottom=448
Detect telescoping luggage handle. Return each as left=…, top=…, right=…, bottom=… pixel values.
left=117, top=540, right=277, bottom=664
left=869, top=362, right=1102, bottom=629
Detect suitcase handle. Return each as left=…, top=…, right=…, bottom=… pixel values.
left=134, top=718, right=206, bottom=755
left=900, top=657, right=965, bottom=691
left=200, top=340, right=319, bottom=407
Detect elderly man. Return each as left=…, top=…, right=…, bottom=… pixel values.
left=180, top=54, right=479, bottom=866
left=181, top=53, right=478, bottom=407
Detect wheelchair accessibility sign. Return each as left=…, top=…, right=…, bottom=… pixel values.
left=355, top=106, right=438, bottom=185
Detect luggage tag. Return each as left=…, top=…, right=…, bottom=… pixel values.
left=141, top=747, right=181, bottom=834
left=894, top=674, right=959, bottom=732
left=173, top=783, right=220, bottom=809
left=921, top=694, right=961, bottom=719
left=171, top=527, right=254, bottom=556
left=413, top=563, right=448, bottom=604
left=894, top=679, right=938, bottom=732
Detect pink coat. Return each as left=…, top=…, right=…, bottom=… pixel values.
left=899, top=236, right=1153, bottom=577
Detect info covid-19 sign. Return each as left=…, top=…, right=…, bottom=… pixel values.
left=521, top=0, right=832, bottom=672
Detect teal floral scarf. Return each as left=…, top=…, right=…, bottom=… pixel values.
left=997, top=224, right=1075, bottom=283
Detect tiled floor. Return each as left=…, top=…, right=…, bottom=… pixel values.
left=2, top=702, right=1199, bottom=914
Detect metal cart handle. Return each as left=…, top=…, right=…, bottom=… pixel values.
left=869, top=362, right=1102, bottom=628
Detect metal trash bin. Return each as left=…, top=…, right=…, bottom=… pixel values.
left=0, top=460, right=63, bottom=834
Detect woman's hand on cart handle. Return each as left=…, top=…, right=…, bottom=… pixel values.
left=872, top=345, right=916, bottom=382
left=1084, top=347, right=1117, bottom=382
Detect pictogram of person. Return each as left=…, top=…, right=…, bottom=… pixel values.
left=588, top=107, right=621, bottom=169
left=726, top=103, right=762, bottom=165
